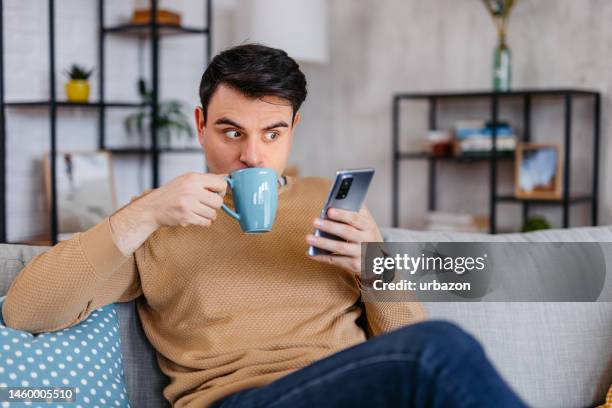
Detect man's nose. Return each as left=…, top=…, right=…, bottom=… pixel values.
left=239, top=140, right=264, bottom=167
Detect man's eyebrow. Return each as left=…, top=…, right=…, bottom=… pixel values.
left=213, top=118, right=289, bottom=130
left=214, top=117, right=244, bottom=129
left=263, top=121, right=289, bottom=130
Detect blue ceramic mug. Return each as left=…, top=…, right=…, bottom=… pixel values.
left=221, top=167, right=279, bottom=233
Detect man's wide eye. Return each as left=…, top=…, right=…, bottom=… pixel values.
left=265, top=132, right=278, bottom=141
left=224, top=130, right=240, bottom=139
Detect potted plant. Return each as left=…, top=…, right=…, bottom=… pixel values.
left=124, top=78, right=194, bottom=148
left=64, top=64, right=93, bottom=102
left=521, top=215, right=552, bottom=232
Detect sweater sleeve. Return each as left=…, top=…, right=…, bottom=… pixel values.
left=358, top=243, right=428, bottom=337
left=362, top=298, right=428, bottom=337
left=1, top=190, right=153, bottom=334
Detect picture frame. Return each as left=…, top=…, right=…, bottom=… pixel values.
left=514, top=142, right=562, bottom=200
left=43, top=150, right=117, bottom=240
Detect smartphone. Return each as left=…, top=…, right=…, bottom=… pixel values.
left=308, top=168, right=375, bottom=257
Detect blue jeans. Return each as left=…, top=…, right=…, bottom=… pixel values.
left=210, top=320, right=528, bottom=408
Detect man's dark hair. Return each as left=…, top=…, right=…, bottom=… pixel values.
left=199, top=43, right=307, bottom=125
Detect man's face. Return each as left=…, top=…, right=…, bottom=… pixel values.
left=195, top=84, right=300, bottom=176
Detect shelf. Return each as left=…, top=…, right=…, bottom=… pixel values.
left=107, top=147, right=202, bottom=155
left=0, top=1, right=214, bottom=245
left=395, top=88, right=599, bottom=100
left=103, top=23, right=209, bottom=36
left=391, top=87, right=601, bottom=231
left=4, top=101, right=145, bottom=108
left=496, top=194, right=593, bottom=205
left=397, top=151, right=515, bottom=162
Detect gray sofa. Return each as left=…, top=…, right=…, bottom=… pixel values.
left=1, top=225, right=611, bottom=408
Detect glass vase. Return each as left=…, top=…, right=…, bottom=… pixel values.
left=493, top=38, right=511, bottom=91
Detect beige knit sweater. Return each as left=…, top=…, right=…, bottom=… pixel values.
left=2, top=176, right=427, bottom=407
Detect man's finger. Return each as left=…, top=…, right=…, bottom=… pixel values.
left=313, top=218, right=363, bottom=242
left=326, top=208, right=369, bottom=231
left=194, top=189, right=225, bottom=209
left=192, top=201, right=217, bottom=221
left=200, top=174, right=228, bottom=194
left=306, top=234, right=360, bottom=258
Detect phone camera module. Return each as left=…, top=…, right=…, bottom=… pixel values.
left=335, top=177, right=353, bottom=199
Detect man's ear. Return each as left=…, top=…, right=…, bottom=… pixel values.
left=292, top=111, right=301, bottom=128
left=195, top=106, right=206, bottom=146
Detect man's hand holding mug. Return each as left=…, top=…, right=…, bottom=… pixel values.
left=109, top=172, right=228, bottom=257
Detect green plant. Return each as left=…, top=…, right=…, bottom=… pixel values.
left=521, top=215, right=552, bottom=233
left=64, top=64, right=93, bottom=81
left=124, top=78, right=194, bottom=145
left=481, top=0, right=517, bottom=40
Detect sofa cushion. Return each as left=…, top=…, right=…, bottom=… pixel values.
left=0, top=296, right=129, bottom=407
left=0, top=243, right=170, bottom=408
left=381, top=225, right=612, bottom=408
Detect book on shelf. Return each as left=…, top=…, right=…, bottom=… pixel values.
left=405, top=121, right=518, bottom=158
left=425, top=211, right=489, bottom=233
left=454, top=120, right=514, bottom=139
left=452, top=119, right=517, bottom=157
left=453, top=136, right=517, bottom=156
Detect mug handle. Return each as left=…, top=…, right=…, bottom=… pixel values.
left=220, top=176, right=240, bottom=221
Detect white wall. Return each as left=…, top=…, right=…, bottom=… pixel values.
left=4, top=0, right=611, bottom=241
left=291, top=0, right=611, bottom=231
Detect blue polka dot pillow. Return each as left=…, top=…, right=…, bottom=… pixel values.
left=0, top=296, right=130, bottom=407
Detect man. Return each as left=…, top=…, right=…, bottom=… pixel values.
left=3, top=44, right=527, bottom=407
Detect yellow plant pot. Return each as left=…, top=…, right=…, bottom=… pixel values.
left=65, top=80, right=90, bottom=102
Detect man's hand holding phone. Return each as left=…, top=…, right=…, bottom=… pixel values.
left=306, top=205, right=383, bottom=276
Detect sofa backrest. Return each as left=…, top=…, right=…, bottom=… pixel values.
left=380, top=225, right=612, bottom=407
left=2, top=224, right=612, bottom=407
left=0, top=243, right=170, bottom=408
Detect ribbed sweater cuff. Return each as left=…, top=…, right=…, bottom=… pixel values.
left=79, top=216, right=132, bottom=280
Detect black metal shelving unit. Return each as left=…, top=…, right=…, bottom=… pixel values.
left=0, top=0, right=213, bottom=245
left=392, top=89, right=601, bottom=234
